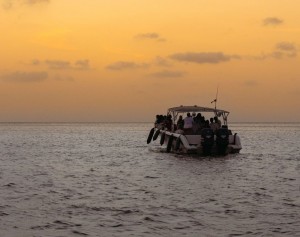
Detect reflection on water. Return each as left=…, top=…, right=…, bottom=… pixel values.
left=0, top=123, right=299, bottom=236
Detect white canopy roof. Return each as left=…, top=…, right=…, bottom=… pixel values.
left=168, top=105, right=230, bottom=125
left=167, top=105, right=229, bottom=114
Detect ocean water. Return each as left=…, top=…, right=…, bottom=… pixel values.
left=0, top=123, right=299, bottom=237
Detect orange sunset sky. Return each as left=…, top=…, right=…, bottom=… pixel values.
left=0, top=0, right=299, bottom=122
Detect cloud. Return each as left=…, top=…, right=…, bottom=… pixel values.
left=153, top=56, right=172, bottom=67
left=45, top=60, right=71, bottom=70
left=135, top=32, right=166, bottom=42
left=106, top=52, right=240, bottom=72
left=74, top=59, right=90, bottom=70
left=25, top=0, right=49, bottom=4
left=263, top=17, right=283, bottom=26
left=276, top=42, right=297, bottom=52
left=2, top=0, right=49, bottom=9
left=1, top=71, right=48, bottom=83
left=30, top=59, right=91, bottom=70
left=148, top=70, right=186, bottom=78
left=135, top=33, right=159, bottom=39
left=105, top=57, right=172, bottom=71
left=274, top=42, right=297, bottom=58
left=169, top=52, right=239, bottom=64
left=106, top=61, right=149, bottom=70
left=253, top=42, right=298, bottom=60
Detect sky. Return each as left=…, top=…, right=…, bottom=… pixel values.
left=0, top=0, right=299, bottom=122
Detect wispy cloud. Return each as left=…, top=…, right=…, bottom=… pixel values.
left=25, top=0, right=49, bottom=4
left=106, top=61, right=149, bottom=71
left=273, top=42, right=297, bottom=58
left=135, top=33, right=159, bottom=39
left=148, top=70, right=186, bottom=78
left=253, top=42, right=298, bottom=60
left=105, top=56, right=173, bottom=71
left=135, top=32, right=166, bottom=42
left=2, top=0, right=50, bottom=9
left=45, top=60, right=71, bottom=70
left=263, top=17, right=283, bottom=26
left=153, top=56, right=172, bottom=67
left=169, top=52, right=240, bottom=64
left=31, top=59, right=91, bottom=70
left=276, top=42, right=297, bottom=52
left=1, top=71, right=48, bottom=83
left=74, top=60, right=90, bottom=70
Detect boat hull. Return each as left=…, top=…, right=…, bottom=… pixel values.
left=156, top=129, right=242, bottom=156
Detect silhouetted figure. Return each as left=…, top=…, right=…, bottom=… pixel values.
left=184, top=113, right=194, bottom=135
left=177, top=115, right=184, bottom=129
left=209, top=117, right=219, bottom=134
left=214, top=116, right=221, bottom=128
left=165, top=114, right=173, bottom=131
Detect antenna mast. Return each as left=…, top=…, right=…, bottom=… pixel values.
left=211, top=85, right=219, bottom=111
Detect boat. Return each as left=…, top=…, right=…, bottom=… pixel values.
left=147, top=105, right=242, bottom=156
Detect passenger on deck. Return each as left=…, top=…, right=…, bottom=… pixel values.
left=175, top=123, right=184, bottom=134
left=192, top=118, right=200, bottom=134
left=199, top=116, right=206, bottom=129
left=165, top=115, right=173, bottom=131
left=204, top=120, right=210, bottom=129
left=194, top=113, right=202, bottom=123
left=192, top=112, right=196, bottom=120
left=177, top=115, right=184, bottom=129
left=159, top=115, right=166, bottom=129
left=209, top=117, right=219, bottom=133
left=214, top=116, right=221, bottom=129
left=191, top=113, right=201, bottom=134
left=183, top=112, right=194, bottom=135
left=154, top=115, right=160, bottom=125
left=155, top=115, right=164, bottom=129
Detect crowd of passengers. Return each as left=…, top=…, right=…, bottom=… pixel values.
left=155, top=112, right=224, bottom=135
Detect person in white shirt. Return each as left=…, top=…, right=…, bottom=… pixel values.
left=183, top=113, right=194, bottom=134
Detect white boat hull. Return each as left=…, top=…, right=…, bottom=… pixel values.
left=156, top=129, right=242, bottom=155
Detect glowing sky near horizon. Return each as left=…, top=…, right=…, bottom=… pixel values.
left=0, top=0, right=300, bottom=122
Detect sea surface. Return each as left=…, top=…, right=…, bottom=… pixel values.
left=0, top=123, right=299, bottom=237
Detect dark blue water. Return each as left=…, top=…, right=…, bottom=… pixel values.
left=0, top=123, right=299, bottom=236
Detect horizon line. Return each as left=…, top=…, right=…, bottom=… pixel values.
left=0, top=121, right=299, bottom=124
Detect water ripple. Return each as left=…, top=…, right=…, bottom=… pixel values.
left=0, top=123, right=299, bottom=236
